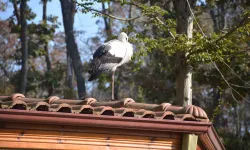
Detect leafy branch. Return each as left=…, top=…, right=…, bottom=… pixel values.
left=187, top=13, right=250, bottom=57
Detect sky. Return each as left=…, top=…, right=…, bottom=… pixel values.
left=0, top=0, right=105, bottom=63
left=0, top=0, right=100, bottom=38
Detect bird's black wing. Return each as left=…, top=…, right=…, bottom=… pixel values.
left=93, top=44, right=112, bottom=58
left=88, top=42, right=123, bottom=81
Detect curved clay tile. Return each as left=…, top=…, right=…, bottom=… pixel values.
left=155, top=111, right=175, bottom=120
left=93, top=106, right=114, bottom=116
left=11, top=93, right=25, bottom=101
left=3, top=100, right=27, bottom=110
left=51, top=99, right=85, bottom=105
left=0, top=96, right=11, bottom=102
left=19, top=98, right=46, bottom=103
left=125, top=102, right=160, bottom=111
left=47, top=96, right=60, bottom=104
left=114, top=108, right=135, bottom=117
left=161, top=103, right=172, bottom=111
left=122, top=98, right=135, bottom=106
left=28, top=102, right=50, bottom=111
left=90, top=100, right=123, bottom=108
left=50, top=103, right=72, bottom=113
left=175, top=114, right=197, bottom=121
left=72, top=105, right=93, bottom=114
left=90, top=98, right=135, bottom=108
left=135, top=109, right=156, bottom=118
left=83, top=98, right=97, bottom=105
left=163, top=105, right=183, bottom=114
left=180, top=105, right=208, bottom=119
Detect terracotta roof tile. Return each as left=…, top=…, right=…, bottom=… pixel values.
left=155, top=111, right=175, bottom=120
left=0, top=93, right=209, bottom=122
left=28, top=101, right=50, bottom=111
left=72, top=105, right=93, bottom=114
left=114, top=108, right=135, bottom=117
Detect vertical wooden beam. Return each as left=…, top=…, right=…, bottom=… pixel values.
left=173, top=0, right=195, bottom=106
left=182, top=134, right=198, bottom=150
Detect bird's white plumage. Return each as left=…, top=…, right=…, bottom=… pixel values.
left=88, top=32, right=133, bottom=81
left=88, top=32, right=133, bottom=99
left=102, top=32, right=133, bottom=71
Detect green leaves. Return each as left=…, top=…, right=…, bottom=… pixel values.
left=142, top=5, right=167, bottom=17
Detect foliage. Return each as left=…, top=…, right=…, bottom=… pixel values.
left=77, top=0, right=250, bottom=148
left=0, top=0, right=250, bottom=149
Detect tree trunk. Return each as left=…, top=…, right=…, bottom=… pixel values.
left=173, top=0, right=195, bottom=106
left=243, top=101, right=249, bottom=134
left=42, top=0, right=53, bottom=96
left=66, top=53, right=74, bottom=89
left=12, top=0, right=20, bottom=25
left=60, top=0, right=86, bottom=99
left=102, top=2, right=112, bottom=38
left=19, top=0, right=28, bottom=94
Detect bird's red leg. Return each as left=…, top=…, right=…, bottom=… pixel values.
left=111, top=70, right=115, bottom=100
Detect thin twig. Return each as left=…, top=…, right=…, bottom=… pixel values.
left=215, top=14, right=250, bottom=43
left=111, top=0, right=143, bottom=9
left=218, top=55, right=250, bottom=87
left=86, top=7, right=140, bottom=21
left=187, top=13, right=250, bottom=57
left=74, top=1, right=141, bottom=21
left=229, top=83, right=250, bottom=89
left=156, top=17, right=175, bottom=39
left=186, top=0, right=250, bottom=103
left=186, top=0, right=206, bottom=37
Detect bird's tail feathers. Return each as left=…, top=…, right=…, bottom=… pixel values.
left=88, top=59, right=101, bottom=81
left=88, top=74, right=97, bottom=81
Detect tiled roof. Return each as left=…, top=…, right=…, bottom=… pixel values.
left=0, top=93, right=209, bottom=122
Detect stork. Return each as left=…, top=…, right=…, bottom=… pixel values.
left=88, top=32, right=133, bottom=100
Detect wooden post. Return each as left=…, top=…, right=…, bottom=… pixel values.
left=174, top=0, right=195, bottom=106
left=182, top=134, right=198, bottom=150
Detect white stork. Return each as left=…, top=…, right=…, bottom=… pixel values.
left=88, top=32, right=133, bottom=100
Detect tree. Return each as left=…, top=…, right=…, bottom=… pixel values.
left=42, top=0, right=53, bottom=96
left=60, top=0, right=86, bottom=99
left=173, top=0, right=195, bottom=106
left=19, top=0, right=28, bottom=94
left=1, top=0, right=250, bottom=148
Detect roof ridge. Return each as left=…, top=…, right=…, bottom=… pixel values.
left=0, top=93, right=209, bottom=122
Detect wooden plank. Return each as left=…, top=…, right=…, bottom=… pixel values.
left=0, top=141, right=177, bottom=150
left=1, top=122, right=182, bottom=139
left=0, top=129, right=181, bottom=150
left=0, top=129, right=180, bottom=143
left=0, top=136, right=181, bottom=146
left=182, top=134, right=198, bottom=150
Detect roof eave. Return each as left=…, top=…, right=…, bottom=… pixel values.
left=0, top=108, right=225, bottom=150
left=0, top=108, right=210, bottom=133
left=199, top=126, right=226, bottom=150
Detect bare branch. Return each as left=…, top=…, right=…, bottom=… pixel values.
left=86, top=7, right=140, bottom=21
left=110, top=0, right=143, bottom=9
left=215, top=14, right=250, bottom=43
left=229, top=83, right=250, bottom=89
left=186, top=0, right=206, bottom=37
left=12, top=0, right=20, bottom=25
left=225, top=48, right=250, bottom=59
left=186, top=0, right=250, bottom=103
left=218, top=54, right=250, bottom=87
left=74, top=1, right=141, bottom=21
left=187, top=13, right=250, bottom=57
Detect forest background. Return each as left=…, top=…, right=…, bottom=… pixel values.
left=0, top=0, right=250, bottom=149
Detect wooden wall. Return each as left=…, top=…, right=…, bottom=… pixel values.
left=0, top=122, right=182, bottom=150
